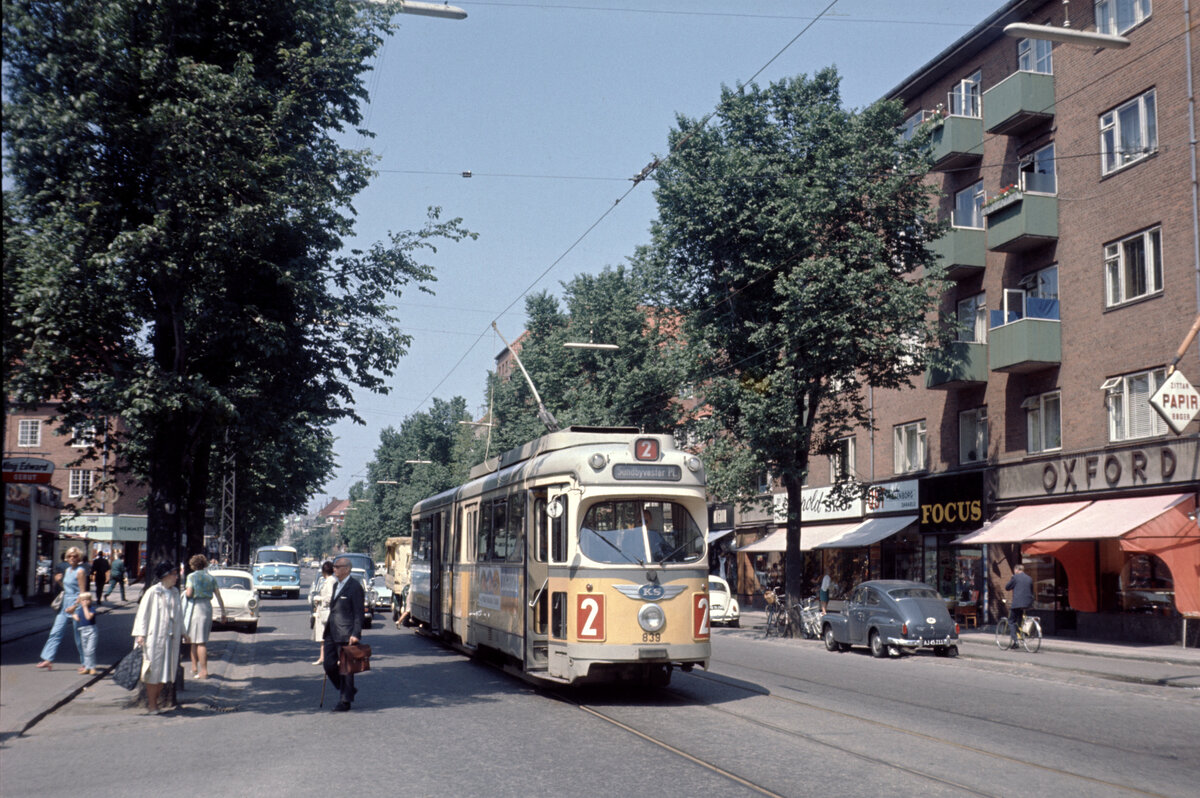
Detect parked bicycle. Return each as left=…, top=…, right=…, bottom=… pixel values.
left=995, top=612, right=1042, bottom=653
left=798, top=596, right=823, bottom=639
left=763, top=588, right=797, bottom=638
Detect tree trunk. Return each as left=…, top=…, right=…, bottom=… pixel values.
left=783, top=475, right=805, bottom=610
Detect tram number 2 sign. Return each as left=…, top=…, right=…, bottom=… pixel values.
left=576, top=594, right=606, bottom=641
left=693, top=593, right=710, bottom=640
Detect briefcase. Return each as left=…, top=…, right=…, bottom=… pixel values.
left=338, top=643, right=372, bottom=675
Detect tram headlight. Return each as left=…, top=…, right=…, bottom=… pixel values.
left=638, top=603, right=666, bottom=633
left=588, top=453, right=607, bottom=471
left=685, top=455, right=702, bottom=473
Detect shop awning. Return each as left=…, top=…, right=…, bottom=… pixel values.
left=736, top=522, right=861, bottom=553
left=737, top=528, right=786, bottom=553
left=815, top=515, right=918, bottom=549
left=1029, top=493, right=1193, bottom=541
left=706, top=528, right=734, bottom=544
left=953, top=501, right=1091, bottom=545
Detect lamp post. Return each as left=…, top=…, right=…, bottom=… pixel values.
left=1002, top=22, right=1129, bottom=49
left=363, top=0, right=467, bottom=20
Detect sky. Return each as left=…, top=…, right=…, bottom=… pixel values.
left=312, top=0, right=1000, bottom=511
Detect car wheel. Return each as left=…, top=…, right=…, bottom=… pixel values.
left=869, top=630, right=888, bottom=658
left=245, top=622, right=257, bottom=633
left=934, top=645, right=950, bottom=657
left=823, top=625, right=840, bottom=652
left=730, top=618, right=740, bottom=628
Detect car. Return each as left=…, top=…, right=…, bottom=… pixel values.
left=209, top=568, right=260, bottom=633
left=821, top=580, right=959, bottom=658
left=707, top=575, right=740, bottom=627
left=352, top=568, right=375, bottom=629
left=369, top=575, right=393, bottom=611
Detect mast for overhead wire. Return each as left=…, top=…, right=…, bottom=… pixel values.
left=492, top=322, right=560, bottom=433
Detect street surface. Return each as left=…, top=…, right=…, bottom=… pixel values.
left=2, top=570, right=1198, bottom=798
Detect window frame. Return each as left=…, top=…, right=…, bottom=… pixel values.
left=68, top=469, right=95, bottom=498
left=958, top=407, right=989, bottom=465
left=1017, top=36, right=1053, bottom=74
left=1105, top=368, right=1167, bottom=441
left=893, top=420, right=927, bottom=475
left=957, top=292, right=987, bottom=344
left=18, top=419, right=41, bottom=447
left=953, top=180, right=985, bottom=229
left=949, top=69, right=982, bottom=118
left=1100, top=89, right=1157, bottom=175
left=1095, top=0, right=1152, bottom=35
left=1024, top=391, right=1062, bottom=454
left=1104, top=226, right=1163, bottom=307
left=1020, top=143, right=1057, bottom=195
left=830, top=436, right=856, bottom=482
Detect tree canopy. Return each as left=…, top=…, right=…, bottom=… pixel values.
left=641, top=68, right=949, bottom=601
left=3, top=0, right=473, bottom=571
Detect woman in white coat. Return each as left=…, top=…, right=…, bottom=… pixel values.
left=132, top=562, right=184, bottom=713
left=310, top=561, right=335, bottom=665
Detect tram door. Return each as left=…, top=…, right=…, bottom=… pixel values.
left=526, top=488, right=566, bottom=673
left=429, top=511, right=443, bottom=636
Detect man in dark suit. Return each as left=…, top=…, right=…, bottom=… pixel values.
left=323, top=557, right=364, bottom=711
left=1005, top=563, right=1035, bottom=645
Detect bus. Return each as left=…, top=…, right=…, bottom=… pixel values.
left=252, top=545, right=301, bottom=599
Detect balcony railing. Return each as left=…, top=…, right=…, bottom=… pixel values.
left=986, top=193, right=1058, bottom=252
left=929, top=227, right=985, bottom=280
left=988, top=298, right=1061, bottom=373
left=983, top=71, right=1055, bottom=135
left=926, top=341, right=989, bottom=389
left=928, top=115, right=984, bottom=172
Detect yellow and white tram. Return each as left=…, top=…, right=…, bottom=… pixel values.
left=409, top=426, right=712, bottom=685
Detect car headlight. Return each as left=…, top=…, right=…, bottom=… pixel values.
left=638, top=603, right=666, bottom=633
left=247, top=597, right=258, bottom=610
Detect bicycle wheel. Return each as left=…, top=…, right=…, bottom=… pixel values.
left=1021, top=618, right=1042, bottom=653
left=995, top=617, right=1012, bottom=649
left=764, top=605, right=779, bottom=637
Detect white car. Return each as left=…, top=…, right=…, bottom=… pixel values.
left=209, top=568, right=259, bottom=633
left=369, top=575, right=393, bottom=610
left=708, top=575, right=740, bottom=627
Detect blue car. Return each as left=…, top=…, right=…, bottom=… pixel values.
left=822, top=580, right=959, bottom=658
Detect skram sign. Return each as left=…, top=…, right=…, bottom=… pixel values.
left=1149, top=371, right=1200, bottom=435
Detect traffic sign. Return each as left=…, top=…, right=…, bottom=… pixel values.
left=1149, top=370, right=1200, bottom=434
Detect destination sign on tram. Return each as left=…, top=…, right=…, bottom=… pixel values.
left=612, top=463, right=682, bottom=482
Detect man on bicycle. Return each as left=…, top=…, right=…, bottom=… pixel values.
left=1005, top=563, right=1034, bottom=645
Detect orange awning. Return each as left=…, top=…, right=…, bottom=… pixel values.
left=953, top=501, right=1090, bottom=544
left=1029, top=493, right=1193, bottom=541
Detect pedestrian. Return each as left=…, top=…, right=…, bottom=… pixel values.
left=36, top=546, right=88, bottom=671
left=69, top=591, right=98, bottom=674
left=819, top=572, right=832, bottom=613
left=310, top=561, right=335, bottom=666
left=1004, top=563, right=1035, bottom=644
left=132, top=561, right=184, bottom=714
left=322, top=556, right=364, bottom=712
left=91, top=548, right=110, bottom=605
left=105, top=548, right=126, bottom=602
left=183, top=554, right=225, bottom=679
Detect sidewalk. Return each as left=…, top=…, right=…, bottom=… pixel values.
left=1, top=596, right=247, bottom=740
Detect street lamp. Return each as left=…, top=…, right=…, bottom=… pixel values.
left=564, top=342, right=619, bottom=351
left=363, top=0, right=467, bottom=20
left=1002, top=22, right=1129, bottom=49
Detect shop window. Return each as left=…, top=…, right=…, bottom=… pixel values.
left=1119, top=553, right=1176, bottom=615
left=1023, top=555, right=1068, bottom=611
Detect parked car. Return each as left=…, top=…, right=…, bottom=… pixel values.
left=369, top=575, right=393, bottom=611
left=707, top=575, right=740, bottom=627
left=209, top=568, right=259, bottom=633
left=821, top=580, right=958, bottom=658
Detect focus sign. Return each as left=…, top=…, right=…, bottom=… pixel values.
left=1150, top=370, right=1200, bottom=435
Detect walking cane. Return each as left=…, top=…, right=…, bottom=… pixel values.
left=319, top=671, right=326, bottom=708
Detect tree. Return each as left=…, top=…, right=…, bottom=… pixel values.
left=641, top=68, right=950, bottom=605
left=3, top=1, right=474, bottom=574
left=484, top=265, right=686, bottom=453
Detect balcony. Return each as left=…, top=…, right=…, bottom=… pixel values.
left=926, top=341, right=989, bottom=389
left=929, top=227, right=985, bottom=280
left=983, top=71, right=1055, bottom=136
left=985, top=192, right=1058, bottom=252
left=929, top=115, right=984, bottom=171
left=988, top=299, right=1061, bottom=373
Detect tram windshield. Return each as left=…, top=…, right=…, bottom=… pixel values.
left=579, top=501, right=704, bottom=565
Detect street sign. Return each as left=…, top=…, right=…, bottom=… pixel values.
left=2, top=457, right=54, bottom=484
left=1149, top=370, right=1200, bottom=435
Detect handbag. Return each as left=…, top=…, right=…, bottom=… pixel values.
left=51, top=592, right=64, bottom=611
left=112, top=645, right=143, bottom=691
left=338, top=643, right=372, bottom=675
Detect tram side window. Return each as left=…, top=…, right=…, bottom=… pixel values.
left=413, top=517, right=431, bottom=562
left=477, top=501, right=493, bottom=562
left=534, top=498, right=547, bottom=563
left=551, top=591, right=567, bottom=639
left=493, top=500, right=512, bottom=560
left=551, top=498, right=567, bottom=564
left=508, top=496, right=525, bottom=562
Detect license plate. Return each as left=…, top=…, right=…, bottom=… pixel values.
left=922, top=637, right=949, bottom=646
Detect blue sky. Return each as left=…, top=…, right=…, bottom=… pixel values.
left=314, top=0, right=997, bottom=509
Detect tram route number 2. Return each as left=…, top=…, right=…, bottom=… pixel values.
left=577, top=594, right=606, bottom=641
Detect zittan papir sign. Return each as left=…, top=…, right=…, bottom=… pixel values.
left=1149, top=370, right=1200, bottom=435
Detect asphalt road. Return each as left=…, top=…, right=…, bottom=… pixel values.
left=1, top=580, right=1197, bottom=798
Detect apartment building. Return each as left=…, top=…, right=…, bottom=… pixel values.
left=734, top=0, right=1199, bottom=645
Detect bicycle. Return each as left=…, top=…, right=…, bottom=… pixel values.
left=995, top=612, right=1042, bottom=653
left=798, top=596, right=823, bottom=640
left=763, top=588, right=796, bottom=638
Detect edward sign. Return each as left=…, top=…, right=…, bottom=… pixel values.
left=2, top=457, right=55, bottom=484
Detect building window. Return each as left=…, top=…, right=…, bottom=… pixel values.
left=1100, top=90, right=1157, bottom=174
left=949, top=69, right=982, bottom=117
left=830, top=437, right=855, bottom=481
left=959, top=407, right=988, bottom=464
left=1105, top=227, right=1162, bottom=307
left=899, top=110, right=934, bottom=142
left=957, top=292, right=987, bottom=343
left=71, top=424, right=97, bottom=448
left=756, top=472, right=772, bottom=495
left=18, top=419, right=41, bottom=447
left=1095, top=0, right=1151, bottom=35
left=69, top=469, right=95, bottom=498
left=1020, top=143, right=1056, bottom=194
left=954, top=181, right=984, bottom=229
left=893, top=420, right=927, bottom=474
left=1017, top=37, right=1053, bottom=73
left=1024, top=391, right=1062, bottom=453
left=1104, top=368, right=1167, bottom=441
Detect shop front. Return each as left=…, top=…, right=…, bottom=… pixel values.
left=3, top=483, right=62, bottom=609
left=959, top=439, right=1200, bottom=646
left=58, top=513, right=148, bottom=582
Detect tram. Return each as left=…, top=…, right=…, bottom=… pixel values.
left=409, top=426, right=712, bottom=686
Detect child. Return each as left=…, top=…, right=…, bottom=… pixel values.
left=70, top=591, right=98, bottom=674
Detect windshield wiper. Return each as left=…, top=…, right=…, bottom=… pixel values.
left=587, top=529, right=644, bottom=567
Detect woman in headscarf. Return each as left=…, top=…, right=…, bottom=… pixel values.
left=132, top=562, right=184, bottom=714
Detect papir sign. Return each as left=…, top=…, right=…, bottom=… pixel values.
left=2, top=457, right=55, bottom=484
left=1149, top=371, right=1200, bottom=435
